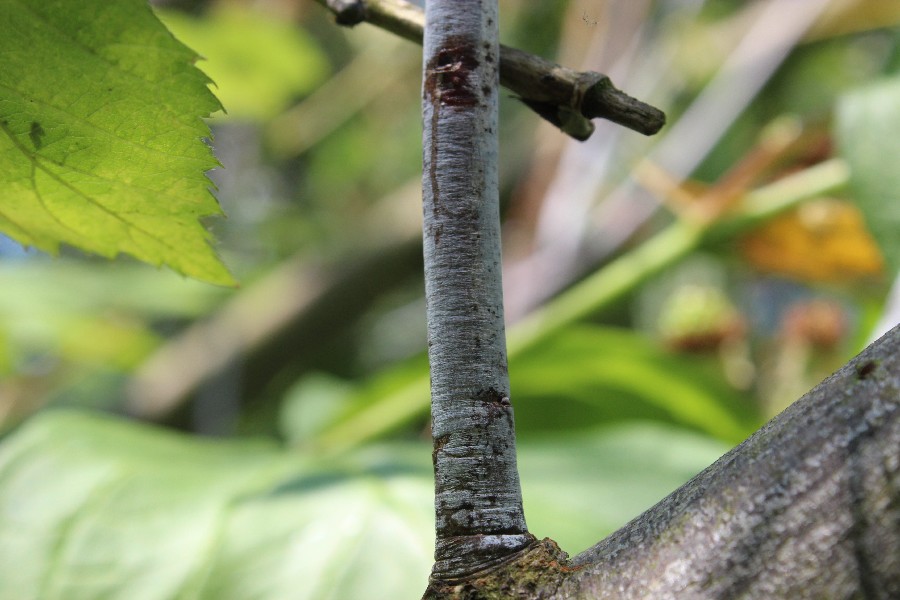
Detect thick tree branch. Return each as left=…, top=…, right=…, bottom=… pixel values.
left=314, top=0, right=666, bottom=139
left=426, top=323, right=900, bottom=598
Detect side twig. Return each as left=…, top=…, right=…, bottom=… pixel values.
left=314, top=0, right=666, bottom=139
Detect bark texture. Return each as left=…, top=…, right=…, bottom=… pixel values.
left=421, top=0, right=533, bottom=584
left=426, top=323, right=900, bottom=599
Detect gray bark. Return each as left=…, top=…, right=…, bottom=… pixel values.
left=421, top=0, right=532, bottom=584
left=425, top=323, right=900, bottom=599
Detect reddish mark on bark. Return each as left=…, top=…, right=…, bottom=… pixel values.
left=425, top=41, right=480, bottom=107
left=424, top=39, right=483, bottom=232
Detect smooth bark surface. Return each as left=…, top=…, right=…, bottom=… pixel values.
left=421, top=0, right=532, bottom=584
left=425, top=323, right=900, bottom=599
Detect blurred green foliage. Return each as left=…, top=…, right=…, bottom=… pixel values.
left=838, top=75, right=900, bottom=275
left=1, top=0, right=899, bottom=597
left=157, top=5, right=330, bottom=121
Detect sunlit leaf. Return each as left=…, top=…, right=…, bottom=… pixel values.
left=308, top=354, right=430, bottom=450
left=279, top=372, right=357, bottom=445
left=0, top=0, right=232, bottom=284
left=510, top=327, right=756, bottom=443
left=810, top=1, right=900, bottom=39
left=0, top=260, right=225, bottom=375
left=837, top=75, right=900, bottom=275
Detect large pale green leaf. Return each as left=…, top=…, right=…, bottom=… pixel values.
left=837, top=75, right=900, bottom=274
left=0, top=411, right=728, bottom=598
left=0, top=411, right=433, bottom=600
left=0, top=0, right=232, bottom=284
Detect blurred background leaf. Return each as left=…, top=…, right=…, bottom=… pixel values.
left=0, top=411, right=429, bottom=600
left=837, top=75, right=900, bottom=274
left=739, top=198, right=884, bottom=282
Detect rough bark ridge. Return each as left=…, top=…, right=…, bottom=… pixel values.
left=425, top=324, right=900, bottom=599
left=421, top=0, right=534, bottom=585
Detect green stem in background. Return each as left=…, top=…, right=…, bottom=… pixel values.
left=510, top=158, right=850, bottom=354
left=316, top=158, right=850, bottom=452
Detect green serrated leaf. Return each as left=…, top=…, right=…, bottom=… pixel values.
left=837, top=75, right=900, bottom=275
left=0, top=0, right=233, bottom=285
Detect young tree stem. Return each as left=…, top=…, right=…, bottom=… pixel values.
left=421, top=0, right=533, bottom=583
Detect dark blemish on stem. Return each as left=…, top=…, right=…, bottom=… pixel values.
left=475, top=387, right=511, bottom=415
left=329, top=0, right=367, bottom=26
left=856, top=360, right=877, bottom=380
left=433, top=433, right=451, bottom=467
left=424, top=40, right=480, bottom=107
